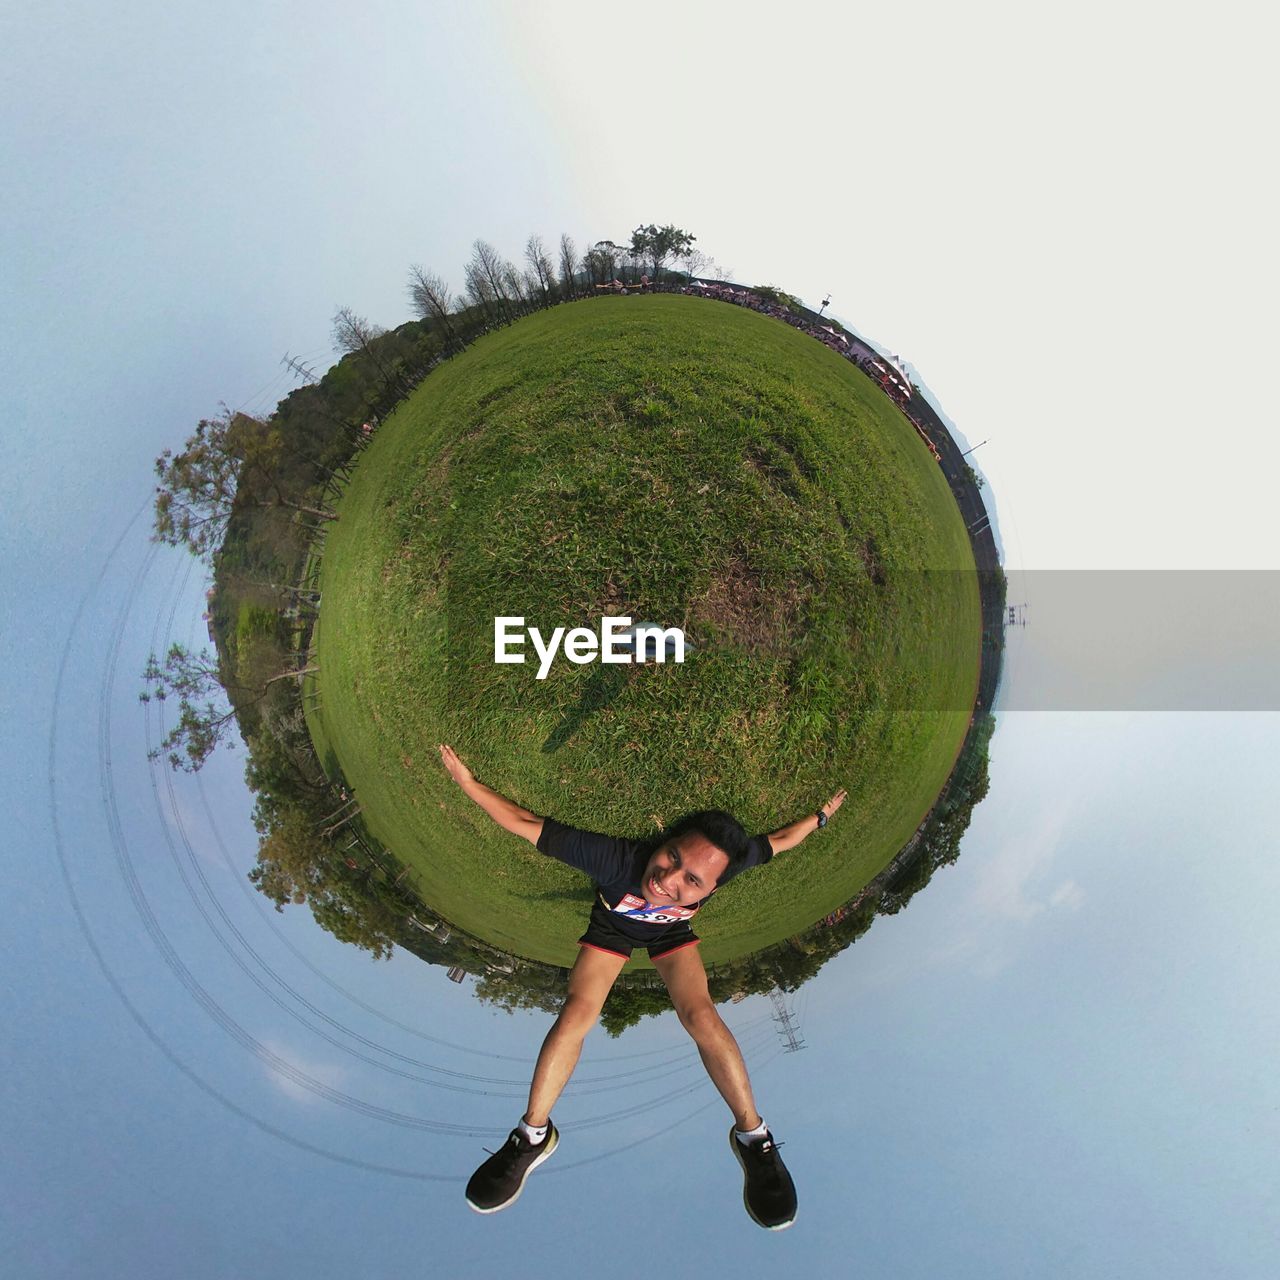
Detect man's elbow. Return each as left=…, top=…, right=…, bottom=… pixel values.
left=514, top=817, right=544, bottom=846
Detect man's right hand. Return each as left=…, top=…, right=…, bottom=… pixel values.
left=439, top=744, right=475, bottom=788
left=821, top=788, right=848, bottom=821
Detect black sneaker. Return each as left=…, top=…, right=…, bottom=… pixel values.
left=465, top=1123, right=559, bottom=1214
left=730, top=1126, right=797, bottom=1230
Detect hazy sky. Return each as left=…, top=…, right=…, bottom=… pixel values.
left=3, top=3, right=1277, bottom=1277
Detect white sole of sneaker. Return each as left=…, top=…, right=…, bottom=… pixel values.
left=729, top=1127, right=796, bottom=1231
left=465, top=1128, right=559, bottom=1214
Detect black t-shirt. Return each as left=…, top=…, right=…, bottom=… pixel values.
left=536, top=816, right=774, bottom=943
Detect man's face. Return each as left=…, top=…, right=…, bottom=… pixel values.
left=641, top=833, right=730, bottom=907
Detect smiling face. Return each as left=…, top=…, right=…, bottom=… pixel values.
left=640, top=833, right=731, bottom=908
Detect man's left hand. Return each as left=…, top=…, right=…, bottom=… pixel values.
left=820, top=788, right=848, bottom=821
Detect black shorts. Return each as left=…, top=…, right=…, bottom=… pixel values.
left=578, top=898, right=701, bottom=961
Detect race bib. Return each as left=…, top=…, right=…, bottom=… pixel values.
left=611, top=892, right=697, bottom=924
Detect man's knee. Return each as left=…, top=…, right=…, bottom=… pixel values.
left=676, top=999, right=722, bottom=1042
left=556, top=991, right=605, bottom=1036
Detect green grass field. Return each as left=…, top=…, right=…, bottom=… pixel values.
left=309, top=295, right=980, bottom=967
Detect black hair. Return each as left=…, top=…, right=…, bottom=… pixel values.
left=644, top=809, right=752, bottom=876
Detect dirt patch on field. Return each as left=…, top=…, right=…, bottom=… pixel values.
left=860, top=534, right=887, bottom=587
left=686, top=553, right=807, bottom=656
left=471, top=385, right=514, bottom=414
left=744, top=441, right=804, bottom=502
left=769, top=434, right=816, bottom=481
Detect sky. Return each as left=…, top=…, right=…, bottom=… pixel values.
left=3, top=3, right=1278, bottom=1277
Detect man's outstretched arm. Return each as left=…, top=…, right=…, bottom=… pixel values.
left=438, top=744, right=544, bottom=845
left=766, top=787, right=847, bottom=854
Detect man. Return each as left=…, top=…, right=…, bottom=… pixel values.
left=438, top=743, right=846, bottom=1230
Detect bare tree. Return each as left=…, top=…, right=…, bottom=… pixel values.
left=141, top=642, right=318, bottom=772
left=558, top=233, right=578, bottom=300
left=525, top=234, right=556, bottom=305
left=332, top=306, right=386, bottom=356
left=684, top=248, right=713, bottom=282
left=332, top=306, right=414, bottom=397
left=463, top=257, right=499, bottom=326
left=407, top=265, right=462, bottom=351
left=466, top=240, right=518, bottom=325
left=503, top=260, right=532, bottom=315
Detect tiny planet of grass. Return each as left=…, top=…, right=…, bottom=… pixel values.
left=308, top=295, right=980, bottom=968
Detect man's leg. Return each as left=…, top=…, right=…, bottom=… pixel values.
left=466, top=944, right=627, bottom=1214
left=524, top=944, right=628, bottom=1126
left=651, top=944, right=760, bottom=1129
left=653, top=944, right=797, bottom=1230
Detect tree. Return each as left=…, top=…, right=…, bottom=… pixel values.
left=154, top=409, right=336, bottom=561
left=473, top=962, right=565, bottom=1015
left=683, top=247, right=712, bottom=283
left=524, top=235, right=556, bottom=306
left=752, top=284, right=803, bottom=310
left=243, top=717, right=329, bottom=834
left=558, top=233, right=578, bottom=300
left=153, top=414, right=241, bottom=560
left=406, top=264, right=463, bottom=350
left=142, top=641, right=317, bottom=772
left=235, top=625, right=314, bottom=706
left=223, top=413, right=337, bottom=523
left=465, top=239, right=519, bottom=325
left=628, top=226, right=651, bottom=276
left=332, top=305, right=386, bottom=355
left=249, top=802, right=398, bottom=960
left=623, top=240, right=643, bottom=284
left=249, top=803, right=334, bottom=907
left=141, top=645, right=240, bottom=771
left=630, top=224, right=696, bottom=281
left=599, top=982, right=673, bottom=1036
left=332, top=307, right=415, bottom=398
left=582, top=246, right=611, bottom=289
left=503, top=260, right=532, bottom=314
left=592, top=240, right=623, bottom=284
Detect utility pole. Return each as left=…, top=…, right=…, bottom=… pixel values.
left=960, top=439, right=988, bottom=457
left=769, top=989, right=806, bottom=1053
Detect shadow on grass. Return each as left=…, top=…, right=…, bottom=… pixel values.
left=540, top=664, right=629, bottom=753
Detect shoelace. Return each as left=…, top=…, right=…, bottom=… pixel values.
left=746, top=1139, right=786, bottom=1180
left=480, top=1132, right=524, bottom=1157
left=483, top=1129, right=546, bottom=1157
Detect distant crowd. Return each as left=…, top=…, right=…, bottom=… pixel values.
left=593, top=275, right=915, bottom=406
